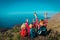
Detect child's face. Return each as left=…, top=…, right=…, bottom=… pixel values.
left=40, top=21, right=44, bottom=26
left=40, top=23, right=43, bottom=26
left=29, top=24, right=33, bottom=28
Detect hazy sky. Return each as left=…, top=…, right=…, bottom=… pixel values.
left=0, top=0, right=60, bottom=16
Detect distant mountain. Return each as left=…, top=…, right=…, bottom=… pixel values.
left=47, top=13, right=60, bottom=33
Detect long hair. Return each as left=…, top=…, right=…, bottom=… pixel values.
left=21, top=23, right=26, bottom=29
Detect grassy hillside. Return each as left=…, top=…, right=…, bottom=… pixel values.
left=0, top=25, right=60, bottom=40
left=47, top=13, right=60, bottom=33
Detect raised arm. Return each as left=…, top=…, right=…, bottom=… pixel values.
left=26, top=19, right=28, bottom=23
left=34, top=12, right=37, bottom=19
left=44, top=12, right=48, bottom=19
left=34, top=12, right=38, bottom=24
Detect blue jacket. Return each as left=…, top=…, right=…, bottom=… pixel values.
left=30, top=28, right=35, bottom=38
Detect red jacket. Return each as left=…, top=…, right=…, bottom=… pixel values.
left=33, top=18, right=39, bottom=28
left=20, top=28, right=27, bottom=37
left=25, top=22, right=30, bottom=36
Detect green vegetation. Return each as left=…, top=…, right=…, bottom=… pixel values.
left=0, top=26, right=60, bottom=40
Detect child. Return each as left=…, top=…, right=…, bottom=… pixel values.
left=38, top=19, right=44, bottom=35
left=25, top=19, right=30, bottom=37
left=29, top=23, right=35, bottom=38
left=34, top=12, right=39, bottom=36
left=20, top=23, right=27, bottom=38
left=44, top=12, right=48, bottom=26
left=38, top=19, right=47, bottom=35
left=34, top=12, right=39, bottom=25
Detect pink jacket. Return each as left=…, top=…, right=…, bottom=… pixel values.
left=38, top=23, right=40, bottom=29
left=36, top=18, right=38, bottom=24
left=25, top=22, right=30, bottom=36
left=33, top=18, right=39, bottom=28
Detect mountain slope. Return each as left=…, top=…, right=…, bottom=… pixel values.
left=47, top=13, right=60, bottom=33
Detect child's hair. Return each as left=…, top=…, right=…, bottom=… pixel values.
left=40, top=19, right=44, bottom=22
left=34, top=12, right=37, bottom=18
left=21, top=23, right=26, bottom=29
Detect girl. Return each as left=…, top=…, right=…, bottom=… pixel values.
left=38, top=19, right=47, bottom=35
left=37, top=19, right=44, bottom=35
left=34, top=12, right=39, bottom=36
left=20, top=23, right=27, bottom=38
left=29, top=23, right=35, bottom=38
left=25, top=19, right=30, bottom=37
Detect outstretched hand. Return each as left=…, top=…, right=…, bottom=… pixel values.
left=26, top=19, right=28, bottom=22
left=34, top=13, right=37, bottom=18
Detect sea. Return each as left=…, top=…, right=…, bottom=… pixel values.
left=0, top=13, right=45, bottom=28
